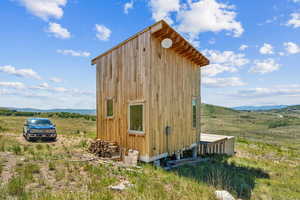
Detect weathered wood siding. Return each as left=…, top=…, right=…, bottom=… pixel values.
left=96, top=29, right=201, bottom=160
left=148, top=36, right=201, bottom=157
left=96, top=30, right=151, bottom=157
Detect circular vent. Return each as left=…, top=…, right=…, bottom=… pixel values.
left=161, top=38, right=173, bottom=49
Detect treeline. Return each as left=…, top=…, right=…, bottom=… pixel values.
left=0, top=109, right=96, bottom=121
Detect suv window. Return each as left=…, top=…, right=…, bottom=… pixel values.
left=29, top=119, right=52, bottom=125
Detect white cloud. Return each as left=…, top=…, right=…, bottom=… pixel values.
left=284, top=42, right=300, bottom=54
left=287, top=13, right=300, bottom=28
left=202, top=64, right=236, bottom=77
left=32, top=82, right=50, bottom=90
left=202, top=50, right=249, bottom=77
left=239, top=45, right=248, bottom=51
left=19, top=0, right=67, bottom=21
left=124, top=1, right=134, bottom=14
left=177, top=0, right=243, bottom=39
left=0, top=82, right=26, bottom=89
left=0, top=85, right=96, bottom=109
left=47, top=22, right=71, bottom=39
left=53, top=87, right=68, bottom=92
left=235, top=86, right=300, bottom=98
left=250, top=59, right=280, bottom=74
left=32, top=83, right=67, bottom=93
left=0, top=65, right=41, bottom=80
left=278, top=52, right=285, bottom=56
left=149, top=0, right=180, bottom=24
left=259, top=43, right=274, bottom=54
left=50, top=77, right=63, bottom=83
left=57, top=49, right=91, bottom=57
left=203, top=77, right=245, bottom=87
left=31, top=83, right=93, bottom=96
left=95, top=24, right=111, bottom=41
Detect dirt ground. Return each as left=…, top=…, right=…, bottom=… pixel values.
left=0, top=133, right=144, bottom=200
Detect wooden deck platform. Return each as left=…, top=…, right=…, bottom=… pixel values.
left=200, top=133, right=234, bottom=143
left=199, top=133, right=235, bottom=156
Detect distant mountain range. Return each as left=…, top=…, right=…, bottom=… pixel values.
left=2, top=104, right=299, bottom=114
left=5, top=108, right=96, bottom=115
left=232, top=105, right=289, bottom=111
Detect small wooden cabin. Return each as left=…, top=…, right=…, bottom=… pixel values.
left=91, top=20, right=209, bottom=162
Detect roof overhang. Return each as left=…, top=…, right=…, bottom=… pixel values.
left=91, top=20, right=209, bottom=67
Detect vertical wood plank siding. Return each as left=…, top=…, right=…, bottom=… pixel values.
left=148, top=36, right=200, bottom=157
left=96, top=30, right=151, bottom=157
left=96, top=30, right=201, bottom=160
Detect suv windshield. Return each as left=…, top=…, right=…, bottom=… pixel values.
left=29, top=119, right=52, bottom=126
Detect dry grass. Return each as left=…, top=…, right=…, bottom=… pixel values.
left=0, top=108, right=300, bottom=199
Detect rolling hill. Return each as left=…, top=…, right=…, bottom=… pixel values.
left=2, top=108, right=96, bottom=115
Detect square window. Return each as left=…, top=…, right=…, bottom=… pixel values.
left=106, top=99, right=113, bottom=117
left=129, top=104, right=144, bottom=133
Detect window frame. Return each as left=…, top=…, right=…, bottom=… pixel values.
left=128, top=102, right=145, bottom=135
left=192, top=97, right=197, bottom=129
left=106, top=97, right=114, bottom=119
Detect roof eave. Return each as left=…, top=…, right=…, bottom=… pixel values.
left=91, top=20, right=210, bottom=67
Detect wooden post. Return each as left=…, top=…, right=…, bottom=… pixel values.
left=192, top=147, right=197, bottom=158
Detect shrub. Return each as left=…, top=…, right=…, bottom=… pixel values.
left=36, top=144, right=44, bottom=150
left=0, top=125, right=7, bottom=132
left=26, top=164, right=40, bottom=177
left=78, top=139, right=88, bottom=148
left=48, top=162, right=56, bottom=171
left=9, top=144, right=22, bottom=155
left=268, top=120, right=289, bottom=128
left=7, top=176, right=26, bottom=196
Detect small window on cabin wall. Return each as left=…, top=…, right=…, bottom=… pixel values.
left=192, top=98, right=197, bottom=128
left=106, top=98, right=113, bottom=118
left=129, top=104, right=144, bottom=133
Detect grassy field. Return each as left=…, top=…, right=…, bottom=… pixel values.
left=0, top=106, right=299, bottom=200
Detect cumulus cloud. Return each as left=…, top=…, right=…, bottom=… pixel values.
left=0, top=82, right=26, bottom=89
left=19, top=0, right=67, bottom=21
left=203, top=77, right=245, bottom=87
left=284, top=42, right=300, bottom=54
left=250, top=59, right=280, bottom=74
left=50, top=77, right=63, bottom=83
left=177, top=0, right=243, bottom=40
left=57, top=49, right=91, bottom=57
left=239, top=44, right=248, bottom=51
left=95, top=24, right=111, bottom=41
left=202, top=50, right=249, bottom=77
left=259, top=43, right=274, bottom=54
left=124, top=1, right=134, bottom=14
left=287, top=13, right=300, bottom=28
left=149, top=0, right=180, bottom=24
left=0, top=65, right=41, bottom=80
left=47, top=22, right=71, bottom=39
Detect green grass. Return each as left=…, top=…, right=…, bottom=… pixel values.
left=175, top=155, right=269, bottom=199
left=0, top=115, right=96, bottom=138
left=0, top=106, right=299, bottom=199
left=7, top=176, right=27, bottom=197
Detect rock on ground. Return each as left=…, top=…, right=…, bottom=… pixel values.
left=215, top=190, right=235, bottom=200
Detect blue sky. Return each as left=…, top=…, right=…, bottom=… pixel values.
left=0, top=0, right=300, bottom=109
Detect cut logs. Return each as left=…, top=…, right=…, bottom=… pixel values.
left=89, top=139, right=120, bottom=159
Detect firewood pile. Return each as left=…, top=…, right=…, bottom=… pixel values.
left=88, top=139, right=120, bottom=159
